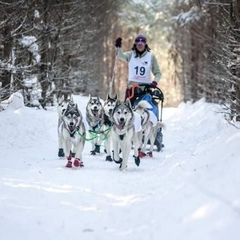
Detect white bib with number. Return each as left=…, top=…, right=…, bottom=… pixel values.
left=128, top=51, right=152, bottom=83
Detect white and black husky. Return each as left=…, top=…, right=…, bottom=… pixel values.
left=102, top=94, right=118, bottom=162
left=111, top=99, right=141, bottom=171
left=57, top=95, right=74, bottom=157
left=59, top=103, right=86, bottom=168
left=134, top=100, right=165, bottom=157
left=86, top=95, right=104, bottom=155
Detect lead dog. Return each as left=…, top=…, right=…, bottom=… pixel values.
left=102, top=94, right=118, bottom=162
left=86, top=95, right=104, bottom=155
left=111, top=99, right=141, bottom=171
left=59, top=102, right=86, bottom=168
left=57, top=95, right=74, bottom=157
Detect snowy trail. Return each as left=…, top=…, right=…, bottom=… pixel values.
left=0, top=96, right=240, bottom=240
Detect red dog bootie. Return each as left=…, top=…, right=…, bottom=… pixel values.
left=65, top=161, right=72, bottom=168
left=74, top=158, right=84, bottom=168
left=138, top=151, right=146, bottom=158
left=147, top=152, right=153, bottom=158
left=65, top=155, right=72, bottom=168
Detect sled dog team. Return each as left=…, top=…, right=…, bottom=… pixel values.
left=57, top=94, right=164, bottom=171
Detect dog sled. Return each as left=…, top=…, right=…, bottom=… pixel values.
left=127, top=83, right=164, bottom=152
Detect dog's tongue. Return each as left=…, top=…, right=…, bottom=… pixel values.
left=68, top=125, right=75, bottom=132
left=69, top=125, right=75, bottom=131
left=92, top=110, right=99, bottom=117
left=117, top=122, right=125, bottom=130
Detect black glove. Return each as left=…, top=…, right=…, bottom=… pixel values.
left=115, top=37, right=122, bottom=48
left=150, top=81, right=157, bottom=88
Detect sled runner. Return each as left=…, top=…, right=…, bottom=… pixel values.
left=127, top=83, right=164, bottom=152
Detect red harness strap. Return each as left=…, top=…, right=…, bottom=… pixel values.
left=125, top=83, right=140, bottom=100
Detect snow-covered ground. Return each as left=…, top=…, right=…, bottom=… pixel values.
left=0, top=95, right=239, bottom=240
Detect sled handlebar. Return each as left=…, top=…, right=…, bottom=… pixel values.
left=127, top=83, right=164, bottom=102
left=136, top=83, right=162, bottom=92
left=138, top=84, right=164, bottom=100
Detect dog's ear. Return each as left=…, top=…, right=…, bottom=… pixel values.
left=125, top=98, right=132, bottom=109
left=106, top=94, right=110, bottom=100
left=63, top=103, right=70, bottom=114
left=58, top=95, right=64, bottom=104
left=116, top=99, right=121, bottom=106
left=114, top=94, right=118, bottom=100
left=76, top=105, right=82, bottom=117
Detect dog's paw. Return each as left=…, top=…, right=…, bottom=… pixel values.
left=90, top=150, right=96, bottom=155
left=138, top=151, right=146, bottom=158
left=106, top=155, right=113, bottom=162
left=95, top=145, right=100, bottom=153
left=119, top=163, right=127, bottom=170
left=114, top=158, right=122, bottom=164
left=58, top=148, right=65, bottom=157
left=147, top=152, right=153, bottom=158
left=70, top=151, right=76, bottom=158
left=73, top=159, right=84, bottom=168
left=134, top=156, right=140, bottom=166
left=65, top=161, right=72, bottom=168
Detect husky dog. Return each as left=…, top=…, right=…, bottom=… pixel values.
left=57, top=95, right=74, bottom=157
left=102, top=94, right=118, bottom=162
left=86, top=95, right=104, bottom=155
left=60, top=103, right=86, bottom=168
left=111, top=99, right=141, bottom=171
left=134, top=100, right=165, bottom=157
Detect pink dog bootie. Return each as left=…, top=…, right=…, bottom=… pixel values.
left=65, top=161, right=72, bottom=168
left=73, top=158, right=84, bottom=168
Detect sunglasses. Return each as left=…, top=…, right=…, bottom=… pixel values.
left=135, top=38, right=146, bottom=44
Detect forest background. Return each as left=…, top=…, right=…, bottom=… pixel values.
left=0, top=0, right=240, bottom=121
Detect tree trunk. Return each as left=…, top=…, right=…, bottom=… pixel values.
left=39, top=0, right=50, bottom=108
left=1, top=20, right=13, bottom=99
